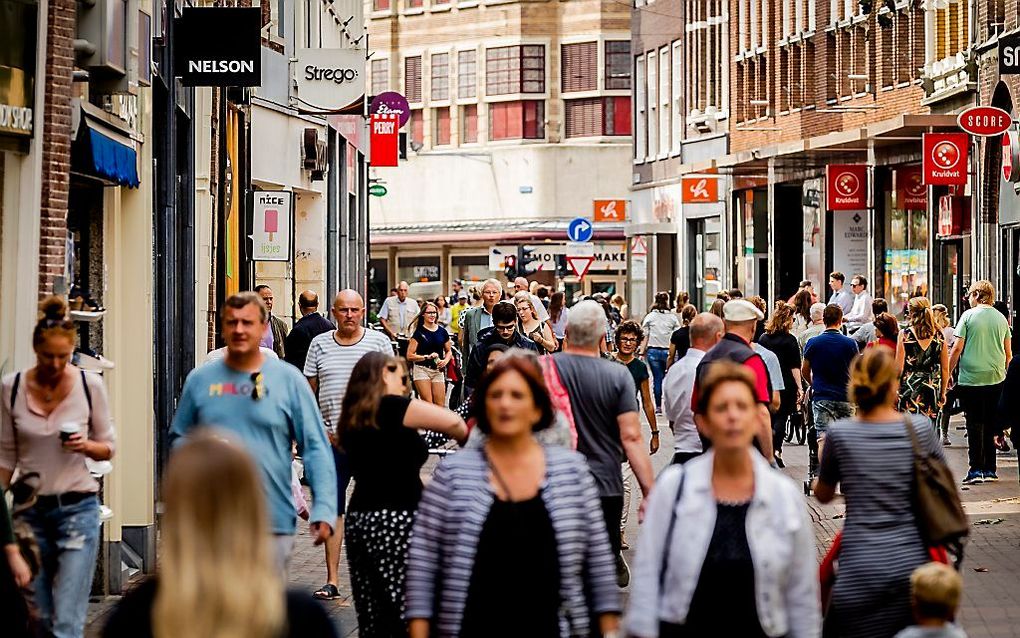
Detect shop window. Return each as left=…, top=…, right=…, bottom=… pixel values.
left=371, top=59, right=389, bottom=95
left=561, top=42, right=597, bottom=93
left=431, top=53, right=450, bottom=101
left=398, top=256, right=441, bottom=283
left=488, top=100, right=544, bottom=141
left=605, top=41, right=631, bottom=90
left=884, top=190, right=929, bottom=317
left=461, top=104, right=478, bottom=143
left=564, top=97, right=631, bottom=137
left=433, top=107, right=451, bottom=146
left=485, top=45, right=545, bottom=96
left=458, top=50, right=477, bottom=98
left=405, top=56, right=422, bottom=103
left=452, top=255, right=490, bottom=284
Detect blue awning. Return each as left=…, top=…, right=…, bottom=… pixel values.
left=87, top=128, right=140, bottom=188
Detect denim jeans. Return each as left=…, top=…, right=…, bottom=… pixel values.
left=20, top=495, right=100, bottom=638
left=646, top=347, right=668, bottom=410
left=812, top=400, right=854, bottom=438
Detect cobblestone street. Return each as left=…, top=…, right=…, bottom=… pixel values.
left=86, top=415, right=1020, bottom=636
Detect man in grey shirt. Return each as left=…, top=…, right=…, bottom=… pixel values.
left=851, top=298, right=888, bottom=351
left=551, top=300, right=655, bottom=588
left=827, top=271, right=855, bottom=315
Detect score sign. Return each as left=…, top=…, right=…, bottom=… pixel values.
left=370, top=114, right=399, bottom=167
left=923, top=132, right=969, bottom=186
left=957, top=106, right=1013, bottom=137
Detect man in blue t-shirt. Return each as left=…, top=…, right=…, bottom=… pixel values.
left=802, top=304, right=859, bottom=462
left=171, top=292, right=337, bottom=570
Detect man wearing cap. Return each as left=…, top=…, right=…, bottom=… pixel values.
left=692, top=299, right=775, bottom=462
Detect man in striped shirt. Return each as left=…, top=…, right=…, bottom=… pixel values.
left=303, top=289, right=393, bottom=601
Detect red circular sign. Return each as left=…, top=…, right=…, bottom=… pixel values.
left=957, top=106, right=1013, bottom=137
left=931, top=140, right=962, bottom=170
left=834, top=171, right=861, bottom=197
left=1005, top=132, right=1015, bottom=182
left=905, top=171, right=925, bottom=197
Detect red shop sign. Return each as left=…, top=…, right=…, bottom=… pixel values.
left=957, top=106, right=1013, bottom=137
left=825, top=164, right=868, bottom=210
left=923, top=132, right=969, bottom=186
left=370, top=114, right=399, bottom=168
left=895, top=165, right=927, bottom=210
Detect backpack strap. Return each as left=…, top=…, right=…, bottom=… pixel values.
left=658, top=469, right=687, bottom=591
left=80, top=370, right=93, bottom=428
left=8, top=372, right=21, bottom=462
left=10, top=372, right=20, bottom=413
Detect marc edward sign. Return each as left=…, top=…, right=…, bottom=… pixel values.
left=174, top=8, right=262, bottom=87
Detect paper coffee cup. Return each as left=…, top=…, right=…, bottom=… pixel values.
left=59, top=422, right=81, bottom=443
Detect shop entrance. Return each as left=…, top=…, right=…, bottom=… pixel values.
left=934, top=238, right=967, bottom=324
left=687, top=216, right=722, bottom=311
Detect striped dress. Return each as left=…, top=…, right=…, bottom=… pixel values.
left=405, top=445, right=620, bottom=637
left=818, top=414, right=943, bottom=638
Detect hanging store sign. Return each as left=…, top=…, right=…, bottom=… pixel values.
left=369, top=92, right=411, bottom=128
left=370, top=114, right=399, bottom=167
left=957, top=106, right=1013, bottom=137
left=1000, top=32, right=1020, bottom=76
left=251, top=191, right=293, bottom=261
left=593, top=199, right=627, bottom=222
left=937, top=196, right=971, bottom=237
left=681, top=177, right=720, bottom=203
left=923, top=132, right=969, bottom=186
left=294, top=49, right=365, bottom=112
left=0, top=0, right=38, bottom=139
left=174, top=8, right=261, bottom=87
left=825, top=164, right=868, bottom=210
left=1003, top=128, right=1020, bottom=184
left=832, top=210, right=868, bottom=282
left=895, top=165, right=927, bottom=210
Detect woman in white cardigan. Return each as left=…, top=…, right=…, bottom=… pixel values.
left=625, top=361, right=820, bottom=638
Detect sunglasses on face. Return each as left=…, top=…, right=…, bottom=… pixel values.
left=494, top=324, right=516, bottom=333
left=250, top=372, right=264, bottom=401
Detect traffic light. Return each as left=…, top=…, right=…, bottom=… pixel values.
left=518, top=246, right=539, bottom=275
left=503, top=254, right=518, bottom=279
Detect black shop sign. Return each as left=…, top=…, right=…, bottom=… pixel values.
left=174, top=7, right=262, bottom=87
left=1001, top=32, right=1020, bottom=76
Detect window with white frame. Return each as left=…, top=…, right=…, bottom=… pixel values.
left=431, top=53, right=450, bottom=101
left=486, top=45, right=546, bottom=96
left=671, top=40, right=682, bottom=153
left=635, top=54, right=646, bottom=160
left=458, top=50, right=477, bottom=98
left=647, top=53, right=657, bottom=159
left=658, top=47, right=669, bottom=156
left=927, top=0, right=969, bottom=75
left=371, top=59, right=389, bottom=96
left=686, top=0, right=726, bottom=118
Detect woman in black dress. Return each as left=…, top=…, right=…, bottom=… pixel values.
left=758, top=301, right=803, bottom=468
left=339, top=352, right=468, bottom=637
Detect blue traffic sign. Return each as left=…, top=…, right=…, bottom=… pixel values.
left=567, top=217, right=594, bottom=242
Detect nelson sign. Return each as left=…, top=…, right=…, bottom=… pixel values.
left=174, top=7, right=262, bottom=87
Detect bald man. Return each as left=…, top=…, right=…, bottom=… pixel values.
left=662, top=312, right=724, bottom=465
left=284, top=291, right=335, bottom=370
left=303, top=289, right=393, bottom=601
left=513, top=276, right=549, bottom=322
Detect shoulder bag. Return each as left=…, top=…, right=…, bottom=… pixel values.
left=538, top=356, right=577, bottom=449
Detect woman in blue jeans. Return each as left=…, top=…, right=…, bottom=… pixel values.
left=641, top=292, right=681, bottom=413
left=0, top=297, right=116, bottom=638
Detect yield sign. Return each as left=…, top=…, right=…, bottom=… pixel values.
left=567, top=256, right=595, bottom=279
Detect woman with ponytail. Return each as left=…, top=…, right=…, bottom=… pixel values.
left=895, top=297, right=949, bottom=432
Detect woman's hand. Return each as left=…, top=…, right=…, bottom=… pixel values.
left=63, top=434, right=109, bottom=461
left=5, top=544, right=31, bottom=588
left=437, top=357, right=449, bottom=369
left=649, top=431, right=660, bottom=455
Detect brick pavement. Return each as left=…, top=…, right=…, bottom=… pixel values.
left=87, top=415, right=1020, bottom=637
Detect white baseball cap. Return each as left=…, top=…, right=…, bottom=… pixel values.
left=723, top=299, right=764, bottom=322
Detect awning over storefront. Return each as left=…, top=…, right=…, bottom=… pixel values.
left=71, top=105, right=140, bottom=188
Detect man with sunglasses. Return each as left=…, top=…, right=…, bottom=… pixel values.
left=304, top=289, right=393, bottom=600
left=463, top=300, right=540, bottom=393
left=170, top=291, right=338, bottom=571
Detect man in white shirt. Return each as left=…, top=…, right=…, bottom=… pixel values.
left=379, top=280, right=420, bottom=358
left=513, top=276, right=549, bottom=322
left=844, top=274, right=874, bottom=332
left=662, top=312, right=724, bottom=465
left=827, top=271, right=855, bottom=315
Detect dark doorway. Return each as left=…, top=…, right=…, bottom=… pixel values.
left=774, top=185, right=804, bottom=300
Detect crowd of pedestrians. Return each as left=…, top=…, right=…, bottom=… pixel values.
left=1, top=272, right=1008, bottom=638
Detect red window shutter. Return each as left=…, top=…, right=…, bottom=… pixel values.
left=610, top=96, right=631, bottom=135
left=411, top=109, right=423, bottom=144
left=507, top=101, right=524, bottom=139
left=489, top=103, right=507, bottom=140
left=435, top=108, right=451, bottom=145
left=462, top=105, right=477, bottom=143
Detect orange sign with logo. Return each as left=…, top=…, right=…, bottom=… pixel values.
left=681, top=177, right=720, bottom=203
left=593, top=199, right=627, bottom=222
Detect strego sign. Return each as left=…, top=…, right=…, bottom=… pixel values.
left=825, top=164, right=868, bottom=210
left=175, top=8, right=262, bottom=86
left=294, top=49, right=366, bottom=112
left=923, top=132, right=969, bottom=186
left=957, top=106, right=1013, bottom=137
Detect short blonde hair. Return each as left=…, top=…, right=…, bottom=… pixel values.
left=969, top=280, right=995, bottom=305
left=910, top=562, right=961, bottom=621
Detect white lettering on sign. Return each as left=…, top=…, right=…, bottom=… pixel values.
left=188, top=60, right=256, bottom=74
left=0, top=104, right=33, bottom=133
left=963, top=113, right=1010, bottom=130
left=1005, top=44, right=1020, bottom=68
left=304, top=65, right=359, bottom=84
left=373, top=120, right=396, bottom=135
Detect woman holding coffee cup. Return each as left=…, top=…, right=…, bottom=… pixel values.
left=0, top=296, right=115, bottom=638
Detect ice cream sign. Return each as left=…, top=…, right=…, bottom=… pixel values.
left=251, top=191, right=292, bottom=261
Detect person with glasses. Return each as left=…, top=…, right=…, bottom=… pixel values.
left=514, top=291, right=557, bottom=354
left=303, top=289, right=393, bottom=601
left=170, top=292, right=337, bottom=573
left=949, top=280, right=1012, bottom=484
left=463, top=300, right=540, bottom=394
left=844, top=275, right=874, bottom=333
left=407, top=301, right=453, bottom=407
left=338, top=352, right=467, bottom=636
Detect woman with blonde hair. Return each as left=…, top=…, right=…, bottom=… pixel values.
left=815, top=347, right=949, bottom=638
left=896, top=297, right=949, bottom=438
left=514, top=291, right=557, bottom=354
left=103, top=431, right=335, bottom=638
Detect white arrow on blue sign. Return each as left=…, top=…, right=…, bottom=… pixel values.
left=567, top=217, right=594, bottom=242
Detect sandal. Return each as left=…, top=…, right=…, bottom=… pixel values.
left=313, top=583, right=340, bottom=600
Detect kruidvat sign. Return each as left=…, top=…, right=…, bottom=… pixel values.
left=174, top=7, right=262, bottom=87
left=294, top=49, right=366, bottom=112
left=923, top=132, right=969, bottom=186
left=825, top=164, right=868, bottom=210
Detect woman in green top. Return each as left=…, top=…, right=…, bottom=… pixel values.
left=948, top=280, right=1012, bottom=484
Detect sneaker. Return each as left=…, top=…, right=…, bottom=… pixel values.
left=983, top=472, right=1000, bottom=482
left=962, top=471, right=984, bottom=485
left=616, top=553, right=631, bottom=588
left=941, top=434, right=951, bottom=446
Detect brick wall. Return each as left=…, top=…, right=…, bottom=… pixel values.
left=38, top=0, right=76, bottom=297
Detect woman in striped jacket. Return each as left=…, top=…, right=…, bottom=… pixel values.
left=406, top=354, right=621, bottom=638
